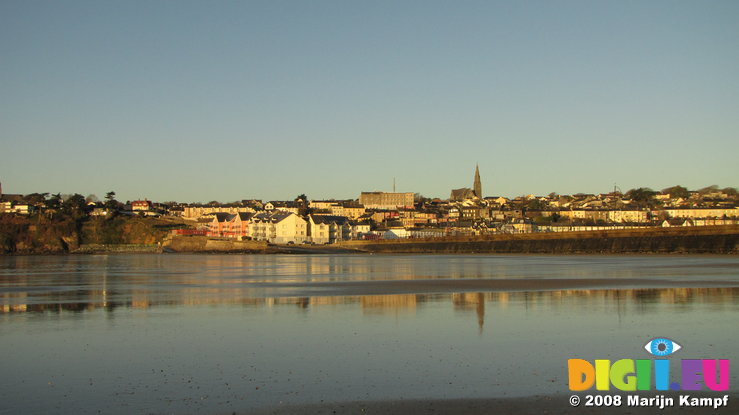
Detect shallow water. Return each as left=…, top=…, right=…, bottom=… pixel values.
left=1, top=254, right=738, bottom=414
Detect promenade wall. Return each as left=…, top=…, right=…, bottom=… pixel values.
left=339, top=226, right=739, bottom=254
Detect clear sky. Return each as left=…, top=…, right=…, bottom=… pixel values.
left=2, top=0, right=737, bottom=203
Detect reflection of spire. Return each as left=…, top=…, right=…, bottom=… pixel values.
left=452, top=293, right=486, bottom=334
left=102, top=264, right=108, bottom=308
left=476, top=292, right=485, bottom=334
left=473, top=164, right=482, bottom=198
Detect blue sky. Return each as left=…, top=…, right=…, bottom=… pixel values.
left=2, top=0, right=737, bottom=203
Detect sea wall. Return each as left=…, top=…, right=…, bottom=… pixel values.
left=73, top=244, right=161, bottom=254
left=340, top=226, right=739, bottom=254
left=163, top=236, right=270, bottom=253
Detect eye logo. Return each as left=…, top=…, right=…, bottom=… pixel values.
left=644, top=338, right=681, bottom=356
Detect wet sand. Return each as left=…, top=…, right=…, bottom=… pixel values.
left=3, top=255, right=737, bottom=414
left=245, top=393, right=739, bottom=415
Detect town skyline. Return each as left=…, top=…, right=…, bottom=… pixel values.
left=1, top=176, right=737, bottom=206
left=2, top=175, right=736, bottom=207
left=3, top=174, right=736, bottom=248
left=2, top=1, right=738, bottom=203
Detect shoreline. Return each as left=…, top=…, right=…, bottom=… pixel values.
left=2, top=225, right=737, bottom=255
left=2, top=249, right=738, bottom=256
left=240, top=393, right=739, bottom=415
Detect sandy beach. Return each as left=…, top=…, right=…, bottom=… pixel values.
left=245, top=393, right=739, bottom=415
left=3, top=255, right=737, bottom=414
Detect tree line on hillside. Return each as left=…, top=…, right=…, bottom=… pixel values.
left=6, top=185, right=738, bottom=215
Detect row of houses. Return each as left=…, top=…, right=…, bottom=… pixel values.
left=0, top=200, right=35, bottom=215
left=205, top=212, right=354, bottom=244
left=194, top=204, right=739, bottom=243
left=544, top=208, right=739, bottom=223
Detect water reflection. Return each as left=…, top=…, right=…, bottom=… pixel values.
left=2, top=254, right=739, bottom=323
left=4, top=285, right=739, bottom=334
left=4, top=254, right=738, bottom=282
left=454, top=293, right=486, bottom=333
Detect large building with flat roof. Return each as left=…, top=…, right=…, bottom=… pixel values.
left=359, top=192, right=414, bottom=210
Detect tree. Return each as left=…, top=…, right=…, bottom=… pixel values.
left=625, top=188, right=658, bottom=208
left=86, top=194, right=99, bottom=204
left=104, top=191, right=120, bottom=212
left=62, top=193, right=87, bottom=215
left=625, top=187, right=656, bottom=201
left=295, top=194, right=310, bottom=216
left=527, top=199, right=546, bottom=211
left=25, top=193, right=49, bottom=205
left=45, top=193, right=62, bottom=210
left=414, top=193, right=431, bottom=208
left=661, top=185, right=690, bottom=199
left=698, top=185, right=719, bottom=195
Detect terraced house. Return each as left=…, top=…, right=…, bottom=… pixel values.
left=207, top=213, right=234, bottom=238
left=206, top=212, right=254, bottom=239
left=308, top=215, right=352, bottom=244
left=248, top=211, right=308, bottom=244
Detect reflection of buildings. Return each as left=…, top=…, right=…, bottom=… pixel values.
left=361, top=294, right=418, bottom=315
left=5, top=283, right=739, bottom=316
left=1, top=292, right=27, bottom=313
left=4, top=286, right=739, bottom=318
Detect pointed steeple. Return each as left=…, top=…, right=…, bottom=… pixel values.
left=473, top=164, right=482, bottom=198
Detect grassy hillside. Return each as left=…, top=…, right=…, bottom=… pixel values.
left=79, top=217, right=180, bottom=245
left=0, top=214, right=186, bottom=254
left=0, top=214, right=80, bottom=253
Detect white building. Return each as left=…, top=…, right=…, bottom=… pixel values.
left=182, top=205, right=255, bottom=220
left=249, top=211, right=308, bottom=244
left=352, top=223, right=371, bottom=239
left=659, top=208, right=739, bottom=219
left=383, top=228, right=410, bottom=239
left=607, top=210, right=649, bottom=223
left=308, top=215, right=351, bottom=244
left=1, top=202, right=34, bottom=215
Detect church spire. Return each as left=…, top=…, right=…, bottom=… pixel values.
left=473, top=164, right=482, bottom=198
